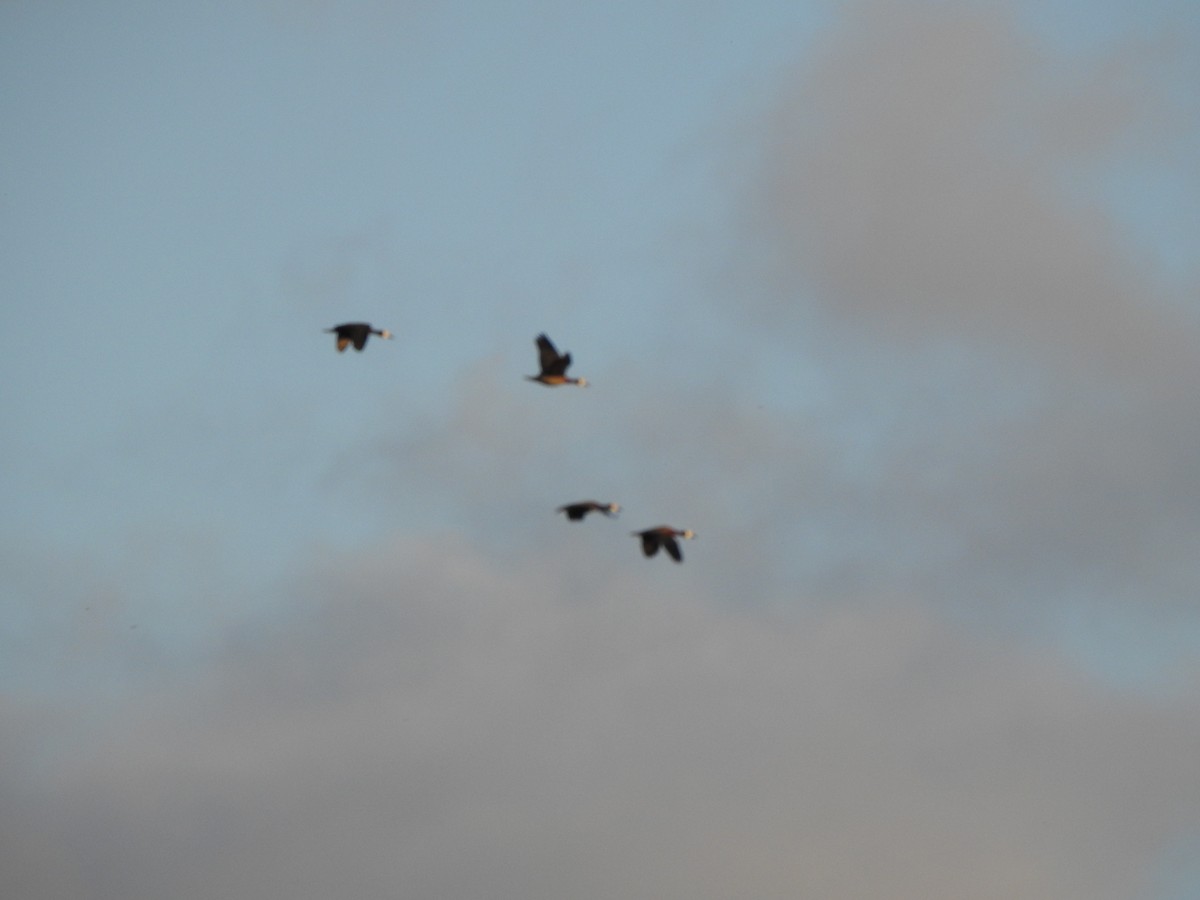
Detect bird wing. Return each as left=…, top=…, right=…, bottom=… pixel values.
left=663, top=536, right=683, bottom=562
left=536, top=334, right=566, bottom=375
left=331, top=323, right=372, bottom=351
left=560, top=504, right=587, bottom=520
left=550, top=352, right=571, bottom=377
left=640, top=533, right=661, bottom=557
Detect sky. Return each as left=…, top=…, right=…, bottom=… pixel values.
left=2, top=0, right=1199, bottom=897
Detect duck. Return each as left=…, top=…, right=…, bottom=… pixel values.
left=326, top=322, right=393, bottom=352
left=631, top=526, right=696, bottom=563
left=558, top=501, right=621, bottom=521
left=527, top=333, right=587, bottom=386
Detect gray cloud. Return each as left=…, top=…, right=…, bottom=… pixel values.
left=729, top=0, right=1200, bottom=625
left=6, top=537, right=1199, bottom=899
left=749, top=0, right=1196, bottom=376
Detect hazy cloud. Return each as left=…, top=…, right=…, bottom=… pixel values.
left=5, top=537, right=1198, bottom=899
left=731, top=0, right=1200, bottom=626
left=749, top=0, right=1197, bottom=376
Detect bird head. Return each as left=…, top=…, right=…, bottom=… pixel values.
left=608, top=503, right=621, bottom=515
left=380, top=329, right=394, bottom=340
left=680, top=529, right=696, bottom=540
left=576, top=377, right=589, bottom=387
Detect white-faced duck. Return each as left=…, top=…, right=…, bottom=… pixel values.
left=326, top=322, right=393, bottom=352
left=558, top=501, right=621, bottom=521
left=632, top=526, right=696, bottom=563
left=527, top=333, right=587, bottom=386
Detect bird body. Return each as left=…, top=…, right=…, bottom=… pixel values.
left=326, top=322, right=393, bottom=352
left=632, top=526, right=696, bottom=562
left=558, top=501, right=620, bottom=521
left=527, top=333, right=587, bottom=386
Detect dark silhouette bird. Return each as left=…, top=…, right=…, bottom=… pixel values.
left=632, top=526, right=696, bottom=562
left=558, top=501, right=620, bottom=521
left=326, top=322, right=393, bottom=352
left=527, top=333, right=587, bottom=386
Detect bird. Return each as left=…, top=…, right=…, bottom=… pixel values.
left=632, top=526, right=696, bottom=562
left=325, top=322, right=393, bottom=352
left=558, top=501, right=620, bottom=521
left=527, top=333, right=587, bottom=386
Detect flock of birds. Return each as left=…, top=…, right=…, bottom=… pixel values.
left=325, top=322, right=697, bottom=563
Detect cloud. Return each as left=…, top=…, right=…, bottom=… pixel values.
left=724, top=0, right=1200, bottom=631
left=5, top=535, right=1199, bottom=899
left=747, top=0, right=1197, bottom=376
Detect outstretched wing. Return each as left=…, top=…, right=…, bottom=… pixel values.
left=640, top=533, right=661, bottom=557
left=536, top=334, right=569, bottom=376
left=560, top=504, right=587, bottom=520
left=662, top=536, right=683, bottom=562
left=330, top=323, right=371, bottom=352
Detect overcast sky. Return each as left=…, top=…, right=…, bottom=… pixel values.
left=3, top=1, right=1200, bottom=897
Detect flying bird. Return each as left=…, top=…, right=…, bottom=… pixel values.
left=632, top=526, right=696, bottom=562
left=558, top=501, right=621, bottom=521
left=527, top=333, right=587, bottom=386
left=326, top=322, right=393, bottom=352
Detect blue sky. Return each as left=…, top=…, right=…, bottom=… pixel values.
left=3, top=1, right=1199, bottom=897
